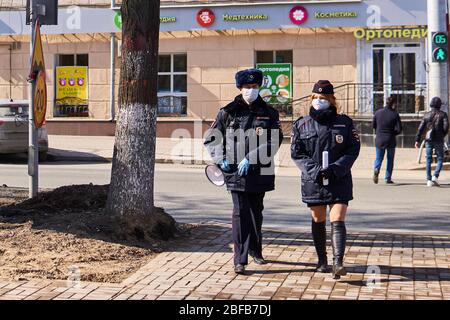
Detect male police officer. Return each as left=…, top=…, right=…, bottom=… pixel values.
left=204, top=69, right=283, bottom=274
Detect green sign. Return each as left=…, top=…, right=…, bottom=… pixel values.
left=114, top=11, right=122, bottom=29
left=114, top=11, right=177, bottom=29
left=256, top=63, right=292, bottom=105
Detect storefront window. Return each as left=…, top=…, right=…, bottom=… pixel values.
left=158, top=53, right=187, bottom=116
left=369, top=44, right=424, bottom=114
left=54, top=54, right=89, bottom=117
left=256, top=50, right=293, bottom=64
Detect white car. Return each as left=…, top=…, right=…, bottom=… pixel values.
left=0, top=99, right=48, bottom=161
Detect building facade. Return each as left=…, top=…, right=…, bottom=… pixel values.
left=0, top=0, right=439, bottom=146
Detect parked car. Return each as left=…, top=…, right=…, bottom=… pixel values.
left=0, top=99, right=48, bottom=161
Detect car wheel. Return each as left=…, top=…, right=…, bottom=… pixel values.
left=39, top=151, right=48, bottom=162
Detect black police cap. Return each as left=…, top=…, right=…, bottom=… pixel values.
left=312, top=80, right=334, bottom=94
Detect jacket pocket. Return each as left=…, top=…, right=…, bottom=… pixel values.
left=294, top=130, right=318, bottom=156
left=301, top=176, right=321, bottom=199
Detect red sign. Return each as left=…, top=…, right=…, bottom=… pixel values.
left=197, top=8, right=215, bottom=27
left=289, top=6, right=308, bottom=25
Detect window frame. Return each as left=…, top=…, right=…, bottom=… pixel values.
left=255, top=50, right=293, bottom=64
left=158, top=53, right=188, bottom=116
left=158, top=53, right=187, bottom=98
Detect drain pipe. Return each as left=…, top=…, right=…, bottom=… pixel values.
left=110, top=32, right=116, bottom=121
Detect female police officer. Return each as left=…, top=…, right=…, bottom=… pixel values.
left=204, top=69, right=283, bottom=275
left=291, top=80, right=360, bottom=279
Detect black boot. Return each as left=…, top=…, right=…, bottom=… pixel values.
left=331, top=221, right=347, bottom=279
left=312, top=220, right=328, bottom=273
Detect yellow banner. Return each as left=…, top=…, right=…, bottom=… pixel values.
left=55, top=66, right=88, bottom=105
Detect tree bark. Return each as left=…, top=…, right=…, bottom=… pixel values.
left=106, top=0, right=175, bottom=241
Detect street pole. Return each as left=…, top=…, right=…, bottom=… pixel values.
left=28, top=0, right=38, bottom=198
left=427, top=0, right=449, bottom=114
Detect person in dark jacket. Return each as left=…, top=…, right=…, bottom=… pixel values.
left=415, top=97, right=449, bottom=187
left=204, top=68, right=283, bottom=274
left=372, top=96, right=403, bottom=184
left=291, top=80, right=361, bottom=279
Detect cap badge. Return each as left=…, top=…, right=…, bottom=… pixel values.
left=318, top=88, right=323, bottom=92
left=255, top=127, right=264, bottom=136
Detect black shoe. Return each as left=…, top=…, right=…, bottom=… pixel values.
left=253, top=256, right=267, bottom=265
left=373, top=169, right=379, bottom=184
left=249, top=251, right=267, bottom=265
left=331, top=221, right=347, bottom=280
left=385, top=179, right=394, bottom=184
left=332, top=264, right=347, bottom=279
left=316, top=257, right=329, bottom=273
left=234, top=264, right=246, bottom=275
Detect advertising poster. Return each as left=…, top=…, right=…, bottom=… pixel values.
left=55, top=66, right=89, bottom=117
left=256, top=63, right=292, bottom=105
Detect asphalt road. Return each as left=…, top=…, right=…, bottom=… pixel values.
left=0, top=161, right=449, bottom=234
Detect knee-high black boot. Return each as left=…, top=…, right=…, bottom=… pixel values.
left=311, top=220, right=328, bottom=273
left=331, top=221, right=347, bottom=279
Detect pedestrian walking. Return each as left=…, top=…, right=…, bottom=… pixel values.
left=204, top=68, right=283, bottom=275
left=415, top=97, right=449, bottom=187
left=291, top=80, right=361, bottom=279
left=372, top=95, right=403, bottom=184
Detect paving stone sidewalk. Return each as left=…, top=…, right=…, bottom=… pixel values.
left=1, top=222, right=449, bottom=300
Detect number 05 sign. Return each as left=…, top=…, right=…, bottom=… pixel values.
left=34, top=70, right=47, bottom=128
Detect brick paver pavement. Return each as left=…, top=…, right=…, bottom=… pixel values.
left=0, top=222, right=449, bottom=300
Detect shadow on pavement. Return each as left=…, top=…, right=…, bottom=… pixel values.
left=0, top=150, right=109, bottom=165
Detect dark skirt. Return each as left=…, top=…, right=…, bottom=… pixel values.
left=307, top=201, right=349, bottom=208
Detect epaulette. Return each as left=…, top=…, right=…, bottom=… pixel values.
left=221, top=101, right=237, bottom=113
left=294, top=115, right=311, bottom=127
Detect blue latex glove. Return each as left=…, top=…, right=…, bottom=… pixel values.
left=219, top=159, right=231, bottom=172
left=238, top=158, right=250, bottom=177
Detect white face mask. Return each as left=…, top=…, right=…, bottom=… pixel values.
left=312, top=98, right=330, bottom=110
left=241, top=88, right=259, bottom=104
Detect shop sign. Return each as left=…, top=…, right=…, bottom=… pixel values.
left=222, top=14, right=268, bottom=22
left=314, top=11, right=358, bottom=19
left=289, top=6, right=308, bottom=25
left=114, top=11, right=177, bottom=29
left=56, top=66, right=89, bottom=107
left=354, top=27, right=428, bottom=41
left=197, top=8, right=215, bottom=27
left=161, top=17, right=177, bottom=23
left=256, top=63, right=292, bottom=105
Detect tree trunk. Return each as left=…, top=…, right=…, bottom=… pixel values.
left=106, top=0, right=175, bottom=241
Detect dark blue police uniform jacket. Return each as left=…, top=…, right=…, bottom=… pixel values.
left=204, top=95, right=283, bottom=193
left=291, top=106, right=361, bottom=204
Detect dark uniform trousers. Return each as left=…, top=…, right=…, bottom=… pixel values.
left=231, top=191, right=265, bottom=265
